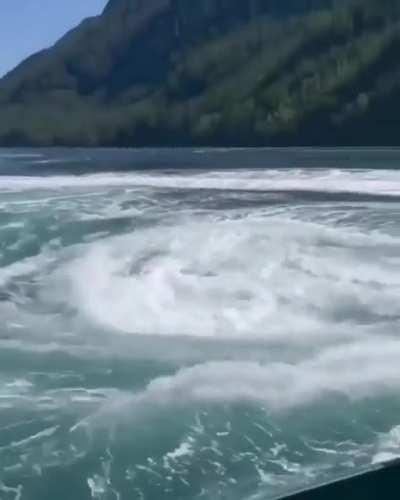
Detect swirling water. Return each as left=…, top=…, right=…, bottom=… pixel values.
left=0, top=148, right=400, bottom=500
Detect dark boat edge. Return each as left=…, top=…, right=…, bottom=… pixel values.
left=276, top=458, right=400, bottom=500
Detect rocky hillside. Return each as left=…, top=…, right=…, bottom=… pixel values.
left=0, top=0, right=399, bottom=146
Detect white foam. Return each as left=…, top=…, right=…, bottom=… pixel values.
left=1, top=168, right=400, bottom=196
left=87, top=475, right=107, bottom=498
left=62, top=213, right=400, bottom=341
left=165, top=440, right=194, bottom=461
left=372, top=452, right=400, bottom=464
left=0, top=249, right=55, bottom=287
left=10, top=426, right=59, bottom=449
left=0, top=482, right=23, bottom=500
left=373, top=425, right=400, bottom=464
left=130, top=339, right=400, bottom=411
left=5, top=379, right=33, bottom=390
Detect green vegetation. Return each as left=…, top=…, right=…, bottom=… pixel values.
left=0, top=0, right=399, bottom=146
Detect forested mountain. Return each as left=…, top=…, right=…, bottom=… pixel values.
left=0, top=0, right=399, bottom=146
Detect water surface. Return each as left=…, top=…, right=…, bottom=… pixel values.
left=1, top=148, right=400, bottom=500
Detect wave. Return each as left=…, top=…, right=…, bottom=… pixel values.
left=127, top=339, right=400, bottom=411
left=1, top=168, right=400, bottom=196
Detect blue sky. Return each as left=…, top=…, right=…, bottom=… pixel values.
left=0, top=0, right=108, bottom=77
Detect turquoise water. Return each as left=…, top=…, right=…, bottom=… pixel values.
left=1, top=149, right=400, bottom=500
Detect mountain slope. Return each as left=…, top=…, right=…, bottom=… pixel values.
left=0, top=0, right=399, bottom=146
